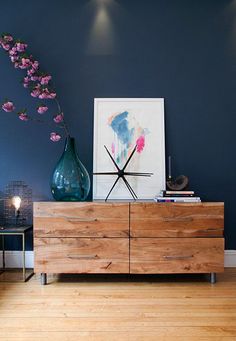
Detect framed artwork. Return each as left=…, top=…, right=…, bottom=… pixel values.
left=93, top=98, right=166, bottom=200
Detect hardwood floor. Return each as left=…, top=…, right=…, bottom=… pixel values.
left=0, top=269, right=236, bottom=340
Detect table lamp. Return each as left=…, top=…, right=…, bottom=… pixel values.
left=12, top=195, right=21, bottom=225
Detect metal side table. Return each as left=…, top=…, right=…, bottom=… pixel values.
left=0, top=225, right=34, bottom=282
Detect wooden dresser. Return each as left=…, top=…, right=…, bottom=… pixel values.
left=34, top=202, right=224, bottom=284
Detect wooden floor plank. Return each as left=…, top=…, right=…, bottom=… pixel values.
left=0, top=268, right=236, bottom=340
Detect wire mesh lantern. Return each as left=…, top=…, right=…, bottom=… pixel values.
left=4, top=181, right=32, bottom=226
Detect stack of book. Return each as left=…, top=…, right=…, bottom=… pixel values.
left=154, top=190, right=201, bottom=203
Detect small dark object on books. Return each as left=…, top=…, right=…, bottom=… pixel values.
left=166, top=175, right=189, bottom=191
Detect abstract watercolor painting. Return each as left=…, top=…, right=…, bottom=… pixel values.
left=93, top=98, right=165, bottom=200
left=108, top=110, right=148, bottom=164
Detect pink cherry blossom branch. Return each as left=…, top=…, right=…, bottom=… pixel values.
left=5, top=108, right=64, bottom=129
left=0, top=32, right=71, bottom=142
left=54, top=98, right=70, bottom=136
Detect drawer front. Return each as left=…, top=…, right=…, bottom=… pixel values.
left=34, top=202, right=129, bottom=238
left=130, top=202, right=224, bottom=237
left=130, top=238, right=224, bottom=274
left=34, top=238, right=129, bottom=274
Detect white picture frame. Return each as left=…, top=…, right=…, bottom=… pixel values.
left=93, top=98, right=166, bottom=200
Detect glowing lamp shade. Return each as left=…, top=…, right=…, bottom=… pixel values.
left=12, top=196, right=21, bottom=211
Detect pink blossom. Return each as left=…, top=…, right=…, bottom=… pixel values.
left=30, top=87, right=41, bottom=98
left=48, top=91, right=56, bottom=99
left=53, top=113, right=63, bottom=123
left=1, top=43, right=10, bottom=51
left=38, top=88, right=56, bottom=99
left=136, top=135, right=145, bottom=153
left=1, top=101, right=15, bottom=112
left=27, top=68, right=36, bottom=76
left=19, top=57, right=31, bottom=69
left=14, top=62, right=19, bottom=68
left=37, top=105, right=48, bottom=114
left=9, top=47, right=17, bottom=56
left=18, top=112, right=29, bottom=121
left=50, top=132, right=61, bottom=142
left=16, top=42, right=27, bottom=52
left=40, top=75, right=52, bottom=85
left=38, top=89, right=49, bottom=99
left=30, top=75, right=39, bottom=81
left=31, top=60, right=39, bottom=70
left=10, top=55, right=18, bottom=63
left=3, top=35, right=13, bottom=42
left=38, top=93, right=46, bottom=99
left=23, top=76, right=31, bottom=88
left=38, top=88, right=50, bottom=99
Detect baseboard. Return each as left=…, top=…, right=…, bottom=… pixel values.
left=224, top=250, right=236, bottom=267
left=0, top=251, right=34, bottom=268
left=0, top=250, right=235, bottom=269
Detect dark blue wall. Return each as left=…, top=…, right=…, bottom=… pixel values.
left=0, top=0, right=235, bottom=249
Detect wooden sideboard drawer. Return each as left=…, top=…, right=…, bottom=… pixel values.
left=130, top=238, right=224, bottom=274
left=130, top=202, right=224, bottom=237
left=34, top=202, right=129, bottom=238
left=34, top=238, right=129, bottom=273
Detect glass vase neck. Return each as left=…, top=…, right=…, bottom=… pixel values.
left=65, top=136, right=75, bottom=151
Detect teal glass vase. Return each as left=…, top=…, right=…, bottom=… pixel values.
left=50, top=136, right=90, bottom=201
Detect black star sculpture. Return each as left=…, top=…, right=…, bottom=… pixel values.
left=93, top=145, right=153, bottom=201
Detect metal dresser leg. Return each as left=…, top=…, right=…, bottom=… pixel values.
left=41, top=273, right=47, bottom=285
left=210, top=272, right=216, bottom=284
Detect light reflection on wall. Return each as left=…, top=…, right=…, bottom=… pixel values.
left=86, top=0, right=119, bottom=55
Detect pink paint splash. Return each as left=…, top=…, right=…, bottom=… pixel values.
left=111, top=142, right=115, bottom=155
left=136, top=135, right=145, bottom=153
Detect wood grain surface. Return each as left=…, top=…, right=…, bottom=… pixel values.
left=130, top=202, right=224, bottom=237
left=130, top=238, right=224, bottom=274
left=34, top=237, right=129, bottom=274
left=34, top=202, right=129, bottom=238
left=0, top=269, right=236, bottom=340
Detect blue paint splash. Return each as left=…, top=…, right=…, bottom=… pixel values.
left=110, top=111, right=134, bottom=148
